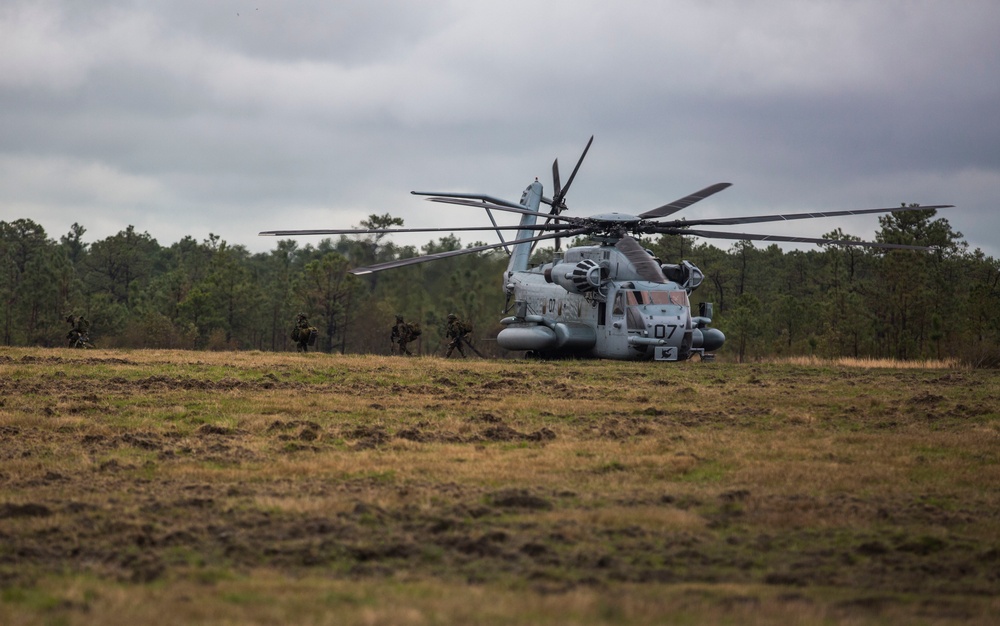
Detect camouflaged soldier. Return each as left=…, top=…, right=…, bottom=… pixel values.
left=292, top=313, right=317, bottom=352
left=390, top=315, right=421, bottom=356
left=66, top=315, right=93, bottom=348
left=444, top=313, right=471, bottom=358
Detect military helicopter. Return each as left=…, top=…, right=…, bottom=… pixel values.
left=261, top=137, right=952, bottom=361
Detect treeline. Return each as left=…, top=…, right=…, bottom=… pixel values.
left=649, top=209, right=1000, bottom=365
left=2, top=209, right=998, bottom=364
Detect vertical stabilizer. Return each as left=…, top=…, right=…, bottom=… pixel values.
left=507, top=180, right=544, bottom=273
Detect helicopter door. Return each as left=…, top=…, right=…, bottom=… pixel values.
left=598, top=289, right=631, bottom=358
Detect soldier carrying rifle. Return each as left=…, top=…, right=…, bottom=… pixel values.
left=444, top=313, right=474, bottom=358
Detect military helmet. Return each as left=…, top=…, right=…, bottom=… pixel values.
left=395, top=315, right=404, bottom=322
left=447, top=313, right=457, bottom=320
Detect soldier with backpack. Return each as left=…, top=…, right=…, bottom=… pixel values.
left=66, top=315, right=94, bottom=348
left=444, top=313, right=472, bottom=358
left=291, top=313, right=318, bottom=352
left=390, top=315, right=421, bottom=356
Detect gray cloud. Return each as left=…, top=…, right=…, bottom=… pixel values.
left=2, top=0, right=997, bottom=256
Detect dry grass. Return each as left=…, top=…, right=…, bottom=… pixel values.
left=770, top=354, right=967, bottom=369
left=1, top=347, right=999, bottom=624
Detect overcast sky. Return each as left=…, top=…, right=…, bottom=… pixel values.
left=2, top=0, right=998, bottom=258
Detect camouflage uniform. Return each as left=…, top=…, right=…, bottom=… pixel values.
left=66, top=315, right=92, bottom=348
left=292, top=313, right=316, bottom=352
left=390, top=315, right=418, bottom=356
left=445, top=313, right=470, bottom=358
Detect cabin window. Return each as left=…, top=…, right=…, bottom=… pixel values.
left=625, top=289, right=689, bottom=308
left=612, top=293, right=625, bottom=316
left=647, top=290, right=689, bottom=307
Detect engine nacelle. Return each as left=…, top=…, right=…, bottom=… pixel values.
left=660, top=260, right=704, bottom=292
left=544, top=259, right=608, bottom=294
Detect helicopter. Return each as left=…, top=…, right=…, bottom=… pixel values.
left=260, top=137, right=953, bottom=361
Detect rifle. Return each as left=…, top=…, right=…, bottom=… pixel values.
left=462, top=335, right=485, bottom=358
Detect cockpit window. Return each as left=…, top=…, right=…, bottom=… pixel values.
left=625, top=290, right=689, bottom=308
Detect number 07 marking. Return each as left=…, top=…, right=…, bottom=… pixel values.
left=654, top=324, right=679, bottom=339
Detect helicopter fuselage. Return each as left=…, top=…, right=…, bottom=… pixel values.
left=497, top=244, right=724, bottom=361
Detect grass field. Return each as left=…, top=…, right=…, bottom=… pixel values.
left=1, top=348, right=998, bottom=625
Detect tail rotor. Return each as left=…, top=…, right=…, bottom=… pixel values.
left=544, top=135, right=593, bottom=251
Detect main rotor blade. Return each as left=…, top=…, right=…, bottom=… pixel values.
left=411, top=190, right=525, bottom=211
left=654, top=227, right=938, bottom=251
left=615, top=235, right=666, bottom=283
left=259, top=224, right=575, bottom=237
left=529, top=213, right=560, bottom=257
left=349, top=228, right=593, bottom=275
left=638, top=182, right=732, bottom=219
left=482, top=204, right=511, bottom=256
left=666, top=203, right=955, bottom=228
left=424, top=196, right=581, bottom=223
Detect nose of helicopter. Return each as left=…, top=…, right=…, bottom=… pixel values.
left=625, top=304, right=693, bottom=360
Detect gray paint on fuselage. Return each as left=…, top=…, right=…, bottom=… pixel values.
left=505, top=264, right=694, bottom=360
